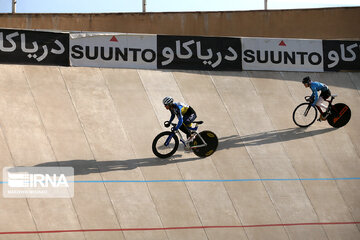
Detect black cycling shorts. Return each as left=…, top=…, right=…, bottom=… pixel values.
left=320, top=89, right=331, bottom=100
left=183, top=106, right=197, bottom=125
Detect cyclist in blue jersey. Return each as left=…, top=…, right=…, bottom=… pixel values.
left=163, top=96, right=197, bottom=150
left=302, top=76, right=332, bottom=121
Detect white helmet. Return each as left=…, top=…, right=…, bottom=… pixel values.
left=163, top=96, right=173, bottom=106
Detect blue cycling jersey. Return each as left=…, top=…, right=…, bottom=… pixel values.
left=168, top=102, right=190, bottom=130
left=310, top=81, right=328, bottom=106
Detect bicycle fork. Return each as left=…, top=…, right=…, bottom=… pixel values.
left=304, top=105, right=311, bottom=116
left=164, top=132, right=176, bottom=147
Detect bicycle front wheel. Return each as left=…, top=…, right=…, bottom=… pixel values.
left=293, top=103, right=317, bottom=127
left=152, top=131, right=179, bottom=158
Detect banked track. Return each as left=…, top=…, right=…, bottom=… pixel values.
left=0, top=65, right=359, bottom=240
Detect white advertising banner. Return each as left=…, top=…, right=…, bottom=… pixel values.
left=242, top=38, right=324, bottom=72
left=70, top=33, right=157, bottom=69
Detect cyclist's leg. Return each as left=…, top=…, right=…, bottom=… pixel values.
left=185, top=113, right=197, bottom=125
left=181, top=112, right=197, bottom=141
left=179, top=124, right=193, bottom=151
left=321, top=89, right=331, bottom=100
left=318, top=89, right=332, bottom=117
left=180, top=124, right=192, bottom=139
left=316, top=90, right=331, bottom=121
left=316, top=97, right=327, bottom=112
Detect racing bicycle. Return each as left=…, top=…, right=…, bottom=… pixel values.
left=152, top=121, right=218, bottom=158
left=292, top=95, right=351, bottom=128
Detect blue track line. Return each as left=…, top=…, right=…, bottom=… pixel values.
left=71, top=177, right=360, bottom=183
left=1, top=177, right=360, bottom=184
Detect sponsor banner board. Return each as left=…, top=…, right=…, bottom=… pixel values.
left=157, top=35, right=242, bottom=71
left=323, top=40, right=360, bottom=71
left=0, top=28, right=69, bottom=66
left=70, top=33, right=157, bottom=69
left=242, top=38, right=324, bottom=72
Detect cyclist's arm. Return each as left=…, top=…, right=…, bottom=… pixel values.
left=310, top=86, right=318, bottom=106
left=175, top=106, right=184, bottom=130
left=169, top=112, right=175, bottom=123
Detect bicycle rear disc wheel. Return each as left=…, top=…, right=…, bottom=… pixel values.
left=152, top=131, right=179, bottom=158
left=327, top=103, right=351, bottom=128
left=293, top=103, right=317, bottom=127
left=191, top=131, right=218, bottom=158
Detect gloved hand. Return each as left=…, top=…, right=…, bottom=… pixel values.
left=308, top=95, right=315, bottom=103
left=164, top=121, right=170, bottom=128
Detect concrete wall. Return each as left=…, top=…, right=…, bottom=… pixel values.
left=0, top=7, right=359, bottom=39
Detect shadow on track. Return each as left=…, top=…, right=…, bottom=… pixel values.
left=32, top=155, right=200, bottom=175
left=217, top=127, right=336, bottom=151
left=28, top=128, right=335, bottom=175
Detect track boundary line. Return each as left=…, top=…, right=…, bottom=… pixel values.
left=1, top=222, right=359, bottom=235
left=1, top=177, right=360, bottom=184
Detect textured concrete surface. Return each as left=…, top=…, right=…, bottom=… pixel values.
left=1, top=7, right=360, bottom=39
left=0, top=65, right=359, bottom=240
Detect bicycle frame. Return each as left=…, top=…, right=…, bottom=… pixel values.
left=314, top=95, right=336, bottom=115
left=165, top=122, right=208, bottom=149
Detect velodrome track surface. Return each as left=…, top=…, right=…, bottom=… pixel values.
left=0, top=65, right=359, bottom=240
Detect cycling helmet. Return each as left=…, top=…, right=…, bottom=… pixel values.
left=302, top=76, right=311, bottom=84
left=163, top=96, right=174, bottom=106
